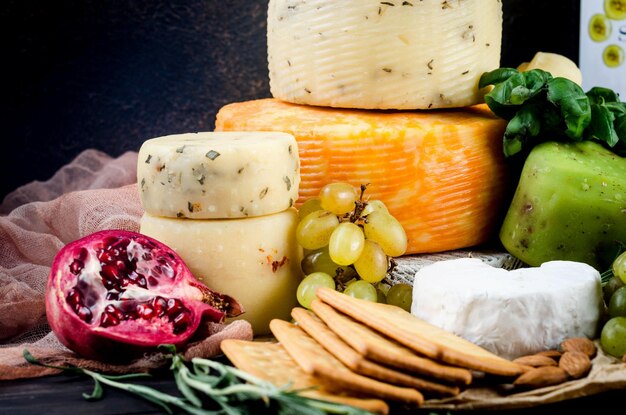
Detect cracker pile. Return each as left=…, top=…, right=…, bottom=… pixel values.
left=221, top=288, right=532, bottom=414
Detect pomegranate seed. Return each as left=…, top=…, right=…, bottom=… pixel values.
left=114, top=260, right=127, bottom=272
left=100, top=311, right=120, bottom=327
left=69, top=259, right=84, bottom=275
left=147, top=276, right=158, bottom=286
left=109, top=238, right=131, bottom=251
left=76, top=306, right=93, bottom=323
left=105, top=292, right=120, bottom=301
left=100, top=264, right=121, bottom=281
left=102, top=278, right=119, bottom=290
left=142, top=252, right=153, bottom=261
left=104, top=304, right=124, bottom=320
left=137, top=303, right=155, bottom=319
left=97, top=251, right=113, bottom=263
left=136, top=275, right=147, bottom=288
left=151, top=296, right=167, bottom=317
left=66, top=288, right=82, bottom=307
left=77, top=247, right=89, bottom=261
left=172, top=311, right=191, bottom=334
left=166, top=299, right=184, bottom=317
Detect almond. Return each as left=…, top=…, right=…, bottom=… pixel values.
left=560, top=338, right=597, bottom=358
left=512, top=354, right=558, bottom=367
left=536, top=350, right=562, bottom=360
left=513, top=366, right=569, bottom=389
left=622, top=354, right=626, bottom=363
left=559, top=351, right=592, bottom=379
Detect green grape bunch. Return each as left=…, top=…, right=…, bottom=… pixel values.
left=295, top=182, right=412, bottom=311
left=601, top=251, right=626, bottom=359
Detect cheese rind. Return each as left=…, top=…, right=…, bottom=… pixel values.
left=411, top=258, right=603, bottom=359
left=267, top=0, right=502, bottom=109
left=215, top=98, right=509, bottom=254
left=137, top=132, right=300, bottom=219
left=139, top=209, right=303, bottom=335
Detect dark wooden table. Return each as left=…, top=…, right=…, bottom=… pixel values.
left=1, top=373, right=623, bottom=415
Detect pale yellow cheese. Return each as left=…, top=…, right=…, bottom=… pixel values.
left=267, top=0, right=503, bottom=109
left=137, top=132, right=300, bottom=219
left=140, top=209, right=303, bottom=335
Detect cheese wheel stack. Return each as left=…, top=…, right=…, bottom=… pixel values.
left=215, top=0, right=509, bottom=254
left=137, top=132, right=303, bottom=335
left=267, top=0, right=503, bottom=110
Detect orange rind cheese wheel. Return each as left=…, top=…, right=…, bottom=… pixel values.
left=215, top=98, right=509, bottom=254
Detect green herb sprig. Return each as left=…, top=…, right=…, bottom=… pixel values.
left=479, top=68, right=626, bottom=158
left=24, top=346, right=373, bottom=415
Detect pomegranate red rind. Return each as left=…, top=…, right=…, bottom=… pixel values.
left=45, top=229, right=242, bottom=361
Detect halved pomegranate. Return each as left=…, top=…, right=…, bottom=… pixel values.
left=45, top=229, right=243, bottom=361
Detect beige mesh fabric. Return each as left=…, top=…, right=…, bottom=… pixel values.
left=0, top=150, right=252, bottom=379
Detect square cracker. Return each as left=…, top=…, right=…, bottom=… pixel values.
left=269, top=319, right=424, bottom=406
left=316, top=288, right=527, bottom=377
left=220, top=339, right=389, bottom=414
left=310, top=299, right=472, bottom=385
left=292, top=307, right=460, bottom=397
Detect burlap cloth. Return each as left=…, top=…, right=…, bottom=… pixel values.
left=0, top=149, right=252, bottom=380
left=1, top=149, right=624, bottom=410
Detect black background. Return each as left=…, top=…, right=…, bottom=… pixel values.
left=0, top=0, right=581, bottom=200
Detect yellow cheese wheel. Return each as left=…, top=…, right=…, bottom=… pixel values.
left=140, top=209, right=303, bottom=335
left=215, top=98, right=509, bottom=254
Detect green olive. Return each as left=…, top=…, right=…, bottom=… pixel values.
left=589, top=13, right=612, bottom=42
left=603, top=44, right=625, bottom=68
left=605, top=0, right=626, bottom=21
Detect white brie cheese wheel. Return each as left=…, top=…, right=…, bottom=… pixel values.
left=267, top=0, right=503, bottom=109
left=138, top=132, right=300, bottom=219
left=411, top=258, right=603, bottom=359
left=140, top=209, right=303, bottom=335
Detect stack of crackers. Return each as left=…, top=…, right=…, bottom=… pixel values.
left=221, top=288, right=528, bottom=414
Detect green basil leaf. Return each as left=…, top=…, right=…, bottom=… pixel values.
left=478, top=67, right=519, bottom=89
left=503, top=104, right=543, bottom=157
left=546, top=77, right=591, bottom=140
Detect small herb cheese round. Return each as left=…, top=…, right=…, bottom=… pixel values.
left=137, top=132, right=300, bottom=219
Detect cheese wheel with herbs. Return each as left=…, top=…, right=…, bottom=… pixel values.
left=140, top=209, right=303, bottom=335
left=215, top=98, right=510, bottom=255
left=137, top=132, right=300, bottom=219
left=267, top=0, right=503, bottom=109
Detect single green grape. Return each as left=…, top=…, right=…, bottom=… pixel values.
left=588, top=13, right=612, bottom=42
left=301, top=247, right=358, bottom=280
left=329, top=222, right=365, bottom=266
left=612, top=251, right=626, bottom=284
left=376, top=281, right=392, bottom=296
left=354, top=240, right=388, bottom=283
left=605, top=0, right=626, bottom=20
left=609, top=286, right=626, bottom=318
left=376, top=288, right=387, bottom=304
left=343, top=280, right=378, bottom=302
left=319, top=182, right=358, bottom=215
left=604, top=276, right=625, bottom=306
left=298, top=197, right=322, bottom=220
left=361, top=199, right=389, bottom=216
left=296, top=272, right=336, bottom=309
left=363, top=211, right=408, bottom=257
left=296, top=210, right=339, bottom=250
left=386, top=283, right=413, bottom=312
left=600, top=317, right=626, bottom=358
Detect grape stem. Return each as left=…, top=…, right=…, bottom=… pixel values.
left=348, top=183, right=370, bottom=224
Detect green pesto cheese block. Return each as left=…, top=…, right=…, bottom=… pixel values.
left=500, top=141, right=626, bottom=270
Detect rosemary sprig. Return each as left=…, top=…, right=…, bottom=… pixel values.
left=24, top=346, right=373, bottom=415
